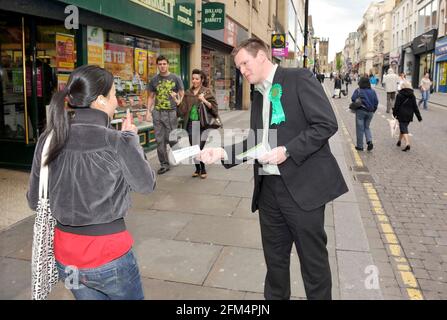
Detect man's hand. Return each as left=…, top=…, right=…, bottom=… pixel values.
left=121, top=111, right=138, bottom=134
left=170, top=91, right=182, bottom=105
left=259, top=146, right=288, bottom=165
left=198, top=147, right=225, bottom=164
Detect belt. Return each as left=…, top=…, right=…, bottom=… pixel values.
left=154, top=108, right=176, bottom=112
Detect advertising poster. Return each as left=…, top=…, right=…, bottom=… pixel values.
left=56, top=33, right=75, bottom=71
left=134, top=48, right=148, bottom=81
left=148, top=51, right=158, bottom=78
left=104, top=42, right=134, bottom=80
left=57, top=73, right=70, bottom=91
left=87, top=26, right=104, bottom=67
left=12, top=69, right=23, bottom=94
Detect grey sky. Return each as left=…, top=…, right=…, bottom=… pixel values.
left=309, top=0, right=373, bottom=61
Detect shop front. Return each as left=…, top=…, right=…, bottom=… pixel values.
left=389, top=52, right=400, bottom=73
left=434, top=36, right=447, bottom=93
left=202, top=16, right=249, bottom=110
left=0, top=0, right=195, bottom=168
left=400, top=43, right=415, bottom=85
left=411, top=29, right=437, bottom=89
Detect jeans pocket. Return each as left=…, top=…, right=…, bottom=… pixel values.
left=79, top=267, right=118, bottom=292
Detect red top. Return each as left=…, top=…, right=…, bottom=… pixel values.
left=54, top=228, right=134, bottom=269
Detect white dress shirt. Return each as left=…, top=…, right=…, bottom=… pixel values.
left=254, top=64, right=280, bottom=175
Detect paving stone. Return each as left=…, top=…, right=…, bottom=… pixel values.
left=133, top=238, right=222, bottom=285
left=337, top=250, right=383, bottom=299
left=221, top=181, right=253, bottom=198
left=156, top=175, right=230, bottom=196
left=333, top=202, right=370, bottom=252
left=152, top=192, right=240, bottom=216
left=126, top=211, right=194, bottom=243
left=427, top=270, right=447, bottom=282
left=0, top=169, right=35, bottom=231
left=0, top=257, right=31, bottom=299
left=204, top=247, right=306, bottom=298
left=175, top=215, right=262, bottom=249
left=232, top=198, right=258, bottom=220
left=142, top=278, right=246, bottom=300
left=0, top=216, right=34, bottom=257
left=412, top=268, right=432, bottom=280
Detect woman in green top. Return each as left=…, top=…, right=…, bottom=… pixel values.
left=176, top=69, right=218, bottom=178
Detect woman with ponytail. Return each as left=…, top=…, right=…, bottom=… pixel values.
left=27, top=65, right=156, bottom=300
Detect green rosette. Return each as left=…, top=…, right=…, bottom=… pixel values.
left=269, top=83, right=286, bottom=125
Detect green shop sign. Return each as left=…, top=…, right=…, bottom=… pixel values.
left=130, top=0, right=194, bottom=29
left=57, top=0, right=195, bottom=43
left=202, top=2, right=225, bottom=30
left=175, top=3, right=195, bottom=29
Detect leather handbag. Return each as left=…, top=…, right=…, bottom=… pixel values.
left=199, top=103, right=222, bottom=129
left=349, top=97, right=363, bottom=111
left=31, top=131, right=59, bottom=300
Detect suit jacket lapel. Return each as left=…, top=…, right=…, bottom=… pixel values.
left=252, top=91, right=263, bottom=130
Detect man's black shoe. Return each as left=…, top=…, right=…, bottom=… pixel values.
left=367, top=141, right=374, bottom=151
left=157, top=167, right=170, bottom=175
left=355, top=146, right=363, bottom=151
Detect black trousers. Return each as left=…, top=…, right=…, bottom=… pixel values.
left=258, top=175, right=331, bottom=300
left=187, top=121, right=207, bottom=172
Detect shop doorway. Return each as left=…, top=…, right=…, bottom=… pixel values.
left=0, top=10, right=76, bottom=168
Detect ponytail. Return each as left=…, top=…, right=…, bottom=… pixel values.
left=44, top=87, right=70, bottom=166
left=42, top=65, right=114, bottom=165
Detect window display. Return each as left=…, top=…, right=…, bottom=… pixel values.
left=93, top=30, right=181, bottom=150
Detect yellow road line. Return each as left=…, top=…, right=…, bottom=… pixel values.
left=407, top=288, right=424, bottom=300
left=361, top=182, right=425, bottom=300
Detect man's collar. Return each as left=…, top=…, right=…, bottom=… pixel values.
left=255, top=64, right=278, bottom=95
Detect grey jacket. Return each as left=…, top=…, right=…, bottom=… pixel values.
left=27, top=108, right=156, bottom=227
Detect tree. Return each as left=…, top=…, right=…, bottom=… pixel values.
left=336, top=55, right=343, bottom=73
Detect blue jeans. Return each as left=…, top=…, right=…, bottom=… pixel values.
left=56, top=249, right=144, bottom=300
left=419, top=90, right=430, bottom=109
left=355, top=109, right=374, bottom=149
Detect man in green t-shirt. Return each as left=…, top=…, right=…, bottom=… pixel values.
left=146, top=56, right=184, bottom=174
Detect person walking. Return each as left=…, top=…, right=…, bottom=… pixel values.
left=200, top=38, right=348, bottom=300
left=344, top=73, right=351, bottom=95
left=382, top=68, right=399, bottom=113
left=146, top=55, right=185, bottom=174
left=418, top=73, right=432, bottom=110
left=393, top=81, right=422, bottom=151
left=333, top=74, right=343, bottom=98
left=351, top=76, right=378, bottom=151
left=176, top=69, right=218, bottom=179
left=369, top=73, right=378, bottom=88
left=27, top=65, right=156, bottom=300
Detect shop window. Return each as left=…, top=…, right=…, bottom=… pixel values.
left=203, top=49, right=236, bottom=110
left=0, top=14, right=74, bottom=143
left=36, top=19, right=76, bottom=136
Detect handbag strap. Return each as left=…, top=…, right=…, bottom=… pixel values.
left=38, top=131, right=54, bottom=200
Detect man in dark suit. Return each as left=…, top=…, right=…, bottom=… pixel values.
left=200, top=38, right=348, bottom=300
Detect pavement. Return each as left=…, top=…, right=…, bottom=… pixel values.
left=3, top=80, right=444, bottom=300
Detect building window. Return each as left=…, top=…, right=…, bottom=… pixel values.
left=432, top=0, right=438, bottom=28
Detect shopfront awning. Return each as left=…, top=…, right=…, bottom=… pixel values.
left=436, top=54, right=447, bottom=63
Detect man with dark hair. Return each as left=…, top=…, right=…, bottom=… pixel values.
left=146, top=55, right=184, bottom=174
left=200, top=38, right=348, bottom=300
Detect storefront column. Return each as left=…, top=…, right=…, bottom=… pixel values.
left=242, top=79, right=251, bottom=110
left=188, top=0, right=202, bottom=71
left=76, top=25, right=87, bottom=66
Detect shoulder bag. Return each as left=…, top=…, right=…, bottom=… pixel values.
left=31, top=131, right=59, bottom=300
